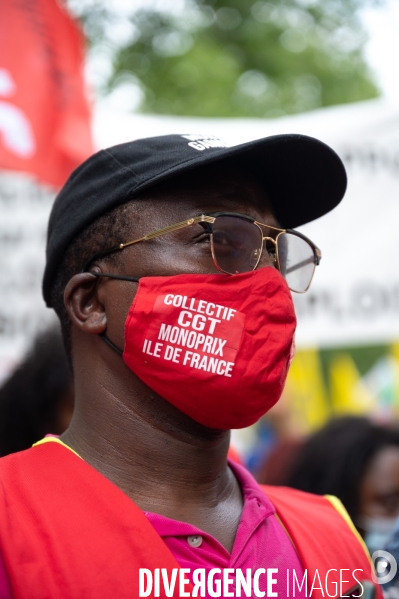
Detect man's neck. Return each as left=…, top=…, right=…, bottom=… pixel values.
left=60, top=362, right=243, bottom=551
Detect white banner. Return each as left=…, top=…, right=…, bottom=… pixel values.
left=0, top=173, right=56, bottom=379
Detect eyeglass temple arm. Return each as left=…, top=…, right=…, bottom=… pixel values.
left=120, top=215, right=215, bottom=245
left=81, top=245, right=123, bottom=272
left=285, top=256, right=318, bottom=275
left=81, top=215, right=216, bottom=272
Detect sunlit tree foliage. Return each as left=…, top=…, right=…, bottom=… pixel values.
left=69, top=0, right=381, bottom=117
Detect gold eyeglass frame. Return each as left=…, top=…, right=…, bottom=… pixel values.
left=82, top=212, right=322, bottom=293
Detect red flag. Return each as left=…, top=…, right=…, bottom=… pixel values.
left=0, top=0, right=94, bottom=188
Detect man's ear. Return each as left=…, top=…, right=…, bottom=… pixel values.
left=64, top=273, right=107, bottom=334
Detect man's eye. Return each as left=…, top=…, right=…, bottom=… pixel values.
left=193, top=232, right=210, bottom=243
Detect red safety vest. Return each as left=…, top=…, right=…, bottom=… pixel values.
left=0, top=441, right=381, bottom=598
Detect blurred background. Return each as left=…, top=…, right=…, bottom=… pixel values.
left=1, top=0, right=399, bottom=471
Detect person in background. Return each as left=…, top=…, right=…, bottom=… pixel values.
left=256, top=436, right=305, bottom=486
left=285, top=416, right=399, bottom=555
left=0, top=327, right=74, bottom=456
left=381, top=517, right=399, bottom=597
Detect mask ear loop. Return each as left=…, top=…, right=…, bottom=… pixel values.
left=90, top=272, right=140, bottom=357
left=100, top=333, right=123, bottom=356
left=91, top=273, right=139, bottom=283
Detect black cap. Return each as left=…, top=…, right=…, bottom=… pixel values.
left=43, top=133, right=347, bottom=307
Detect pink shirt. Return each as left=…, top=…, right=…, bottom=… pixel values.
left=145, top=460, right=306, bottom=598
left=0, top=456, right=305, bottom=598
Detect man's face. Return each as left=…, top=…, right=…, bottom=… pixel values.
left=93, top=166, right=278, bottom=350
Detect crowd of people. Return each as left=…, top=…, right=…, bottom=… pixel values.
left=0, top=328, right=73, bottom=457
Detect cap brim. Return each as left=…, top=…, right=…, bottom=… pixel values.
left=130, top=133, right=347, bottom=229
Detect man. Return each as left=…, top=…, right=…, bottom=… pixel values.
left=0, top=134, right=380, bottom=598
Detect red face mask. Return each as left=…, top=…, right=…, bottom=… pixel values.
left=120, top=267, right=296, bottom=430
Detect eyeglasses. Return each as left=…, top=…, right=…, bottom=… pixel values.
left=82, top=212, right=321, bottom=293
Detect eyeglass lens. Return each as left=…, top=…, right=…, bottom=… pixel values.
left=211, top=215, right=263, bottom=275
left=277, top=232, right=316, bottom=293
left=211, top=216, right=316, bottom=292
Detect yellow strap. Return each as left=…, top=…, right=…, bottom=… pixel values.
left=325, top=494, right=371, bottom=560
left=33, top=436, right=83, bottom=460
